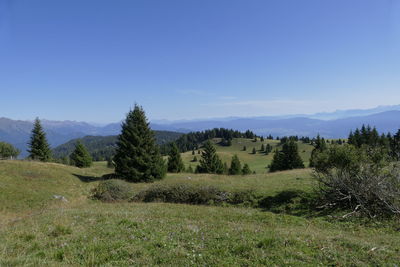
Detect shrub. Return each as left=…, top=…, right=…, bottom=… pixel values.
left=313, top=145, right=400, bottom=217
left=134, top=183, right=258, bottom=206
left=91, top=179, right=134, bottom=202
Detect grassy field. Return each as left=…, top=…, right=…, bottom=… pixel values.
left=1, top=160, right=400, bottom=266
left=181, top=138, right=315, bottom=174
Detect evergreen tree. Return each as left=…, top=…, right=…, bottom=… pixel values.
left=391, top=129, right=400, bottom=160
left=187, top=165, right=194, bottom=173
left=167, top=143, right=184, bottom=173
left=114, top=105, right=166, bottom=182
left=252, top=147, right=257, bottom=154
left=196, top=140, right=224, bottom=174
left=265, top=144, right=272, bottom=154
left=192, top=156, right=198, bottom=162
left=70, top=141, right=93, bottom=168
left=228, top=155, right=242, bottom=175
left=243, top=145, right=247, bottom=151
left=310, top=134, right=327, bottom=167
left=192, top=150, right=195, bottom=155
left=260, top=136, right=264, bottom=142
left=242, top=163, right=252, bottom=175
left=261, top=144, right=265, bottom=152
left=28, top=118, right=52, bottom=162
left=269, top=140, right=304, bottom=172
left=223, top=162, right=229, bottom=175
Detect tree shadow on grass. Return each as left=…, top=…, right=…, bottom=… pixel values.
left=73, top=173, right=117, bottom=183
left=258, top=190, right=322, bottom=218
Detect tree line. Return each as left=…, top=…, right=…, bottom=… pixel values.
left=160, top=128, right=257, bottom=154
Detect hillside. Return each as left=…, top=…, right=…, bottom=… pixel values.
left=1, top=160, right=399, bottom=265
left=52, top=131, right=183, bottom=160
left=181, top=138, right=314, bottom=174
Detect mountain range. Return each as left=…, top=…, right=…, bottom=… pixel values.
left=1, top=105, right=400, bottom=157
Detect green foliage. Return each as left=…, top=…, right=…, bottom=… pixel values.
left=0, top=142, right=20, bottom=159
left=167, top=143, right=185, bottom=173
left=313, top=145, right=400, bottom=217
left=196, top=141, right=224, bottom=174
left=391, top=129, right=400, bottom=160
left=53, top=131, right=182, bottom=161
left=161, top=128, right=256, bottom=153
left=269, top=140, right=304, bottom=172
left=186, top=165, right=194, bottom=173
left=114, top=105, right=166, bottom=182
left=107, top=157, right=114, bottom=168
left=134, top=183, right=258, bottom=206
left=91, top=179, right=134, bottom=202
left=70, top=141, right=93, bottom=168
left=28, top=118, right=52, bottom=162
left=252, top=147, right=256, bottom=154
left=229, top=155, right=242, bottom=175
left=309, top=134, right=327, bottom=167
left=242, top=163, right=252, bottom=175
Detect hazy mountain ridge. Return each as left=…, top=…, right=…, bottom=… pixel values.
left=1, top=106, right=400, bottom=157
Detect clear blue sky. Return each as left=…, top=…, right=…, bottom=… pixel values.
left=1, top=0, right=399, bottom=123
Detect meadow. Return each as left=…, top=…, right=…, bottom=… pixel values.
left=1, top=158, right=400, bottom=266
left=180, top=138, right=314, bottom=174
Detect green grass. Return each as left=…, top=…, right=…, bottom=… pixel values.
left=181, top=138, right=314, bottom=173
left=1, top=160, right=400, bottom=266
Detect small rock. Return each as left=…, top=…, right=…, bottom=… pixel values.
left=53, top=195, right=68, bottom=202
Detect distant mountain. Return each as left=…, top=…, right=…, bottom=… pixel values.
left=1, top=106, right=400, bottom=157
left=149, top=111, right=400, bottom=138
left=52, top=131, right=183, bottom=160
left=0, top=118, right=182, bottom=157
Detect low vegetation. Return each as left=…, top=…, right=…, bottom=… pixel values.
left=1, top=160, right=400, bottom=265
left=91, top=179, right=134, bottom=202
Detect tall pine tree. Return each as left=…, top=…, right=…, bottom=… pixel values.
left=196, top=140, right=224, bottom=174
left=167, top=143, right=185, bottom=173
left=309, top=134, right=327, bottom=167
left=228, top=155, right=242, bottom=175
left=28, top=118, right=51, bottom=162
left=114, top=105, right=166, bottom=182
left=70, top=141, right=93, bottom=168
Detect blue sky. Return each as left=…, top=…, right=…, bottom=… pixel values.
left=0, top=0, right=399, bottom=123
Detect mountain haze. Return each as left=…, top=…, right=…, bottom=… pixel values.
left=1, top=106, right=400, bottom=157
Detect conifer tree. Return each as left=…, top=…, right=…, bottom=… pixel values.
left=28, top=118, right=52, bottom=162
left=309, top=134, right=327, bottom=167
left=252, top=147, right=257, bottom=154
left=167, top=143, right=184, bottom=173
left=70, top=141, right=93, bottom=168
left=196, top=140, right=224, bottom=174
left=114, top=105, right=166, bottom=182
left=228, top=155, right=242, bottom=175
left=391, top=129, right=400, bottom=160
left=243, top=146, right=247, bottom=151
left=261, top=144, right=265, bottom=152
left=187, top=165, right=194, bottom=173
left=242, top=163, right=252, bottom=175
left=269, top=140, right=304, bottom=172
